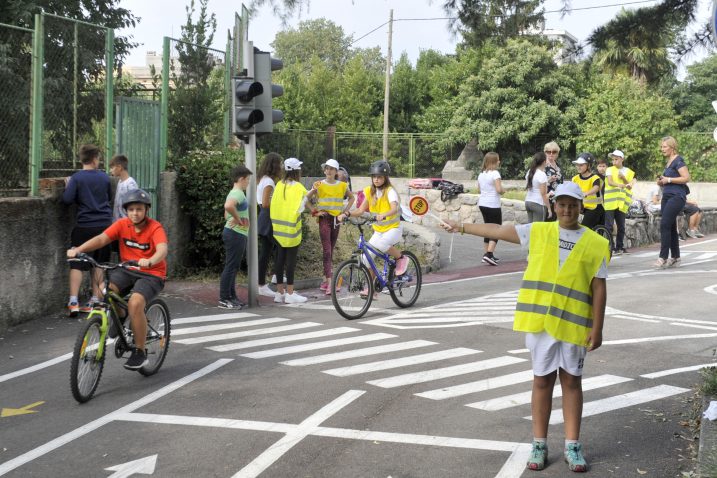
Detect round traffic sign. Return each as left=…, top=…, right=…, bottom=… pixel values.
left=409, top=196, right=429, bottom=216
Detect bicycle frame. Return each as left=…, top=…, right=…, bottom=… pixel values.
left=354, top=226, right=395, bottom=290
left=84, top=285, right=131, bottom=360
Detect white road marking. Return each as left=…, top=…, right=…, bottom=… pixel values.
left=670, top=322, right=717, bottom=331
left=367, top=356, right=527, bottom=389
left=466, top=374, right=633, bottom=411
left=706, top=284, right=717, bottom=296
left=241, top=333, right=397, bottom=359
left=0, top=359, right=231, bottom=476
left=642, top=364, right=717, bottom=379
left=172, top=312, right=258, bottom=325
left=206, top=327, right=360, bottom=352
left=174, top=322, right=320, bottom=345
left=280, top=340, right=437, bottom=366
left=323, top=348, right=482, bottom=377
left=604, top=333, right=717, bottom=345
left=542, top=385, right=690, bottom=425
left=172, top=317, right=290, bottom=335
left=610, top=315, right=660, bottom=324
left=416, top=370, right=534, bottom=400
left=0, top=353, right=72, bottom=384
left=105, top=455, right=157, bottom=478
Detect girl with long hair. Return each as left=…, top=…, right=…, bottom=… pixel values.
left=525, top=152, right=552, bottom=222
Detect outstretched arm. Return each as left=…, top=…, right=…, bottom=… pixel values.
left=440, top=220, right=520, bottom=244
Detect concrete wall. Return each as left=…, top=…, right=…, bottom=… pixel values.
left=0, top=174, right=190, bottom=331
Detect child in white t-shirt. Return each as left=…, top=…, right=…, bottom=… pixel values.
left=476, top=152, right=505, bottom=265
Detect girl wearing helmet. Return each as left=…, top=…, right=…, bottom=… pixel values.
left=571, top=153, right=604, bottom=229
left=337, top=161, right=409, bottom=296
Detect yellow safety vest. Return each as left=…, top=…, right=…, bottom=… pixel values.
left=513, top=222, right=610, bottom=347
left=364, top=186, right=400, bottom=233
left=270, top=180, right=307, bottom=247
left=316, top=180, right=348, bottom=217
left=603, top=166, right=635, bottom=213
left=572, top=174, right=602, bottom=210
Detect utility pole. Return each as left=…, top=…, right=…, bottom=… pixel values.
left=382, top=9, right=393, bottom=160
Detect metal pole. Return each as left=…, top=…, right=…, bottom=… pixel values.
left=159, top=37, right=170, bottom=171
left=244, top=40, right=259, bottom=308
left=105, top=28, right=115, bottom=165
left=29, top=13, right=44, bottom=196
left=224, top=34, right=231, bottom=147
left=73, top=22, right=78, bottom=161
left=382, top=9, right=393, bottom=161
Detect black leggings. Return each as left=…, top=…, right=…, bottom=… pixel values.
left=478, top=206, right=502, bottom=244
left=275, top=245, right=299, bottom=286
left=258, top=234, right=277, bottom=286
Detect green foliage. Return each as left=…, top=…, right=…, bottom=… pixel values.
left=175, top=149, right=244, bottom=269
left=577, top=74, right=678, bottom=178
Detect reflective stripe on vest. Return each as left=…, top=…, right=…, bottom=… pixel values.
left=572, top=174, right=602, bottom=210
left=364, top=185, right=400, bottom=233
left=316, top=181, right=348, bottom=216
left=270, top=180, right=307, bottom=247
left=513, top=222, right=610, bottom=346
left=603, top=166, right=634, bottom=212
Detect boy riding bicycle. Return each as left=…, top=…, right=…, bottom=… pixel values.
left=67, top=189, right=168, bottom=370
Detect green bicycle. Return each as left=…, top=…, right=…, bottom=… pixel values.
left=68, top=253, right=171, bottom=403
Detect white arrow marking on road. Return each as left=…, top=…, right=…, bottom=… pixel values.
left=105, top=455, right=157, bottom=477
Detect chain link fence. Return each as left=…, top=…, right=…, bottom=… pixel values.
left=0, top=23, right=33, bottom=195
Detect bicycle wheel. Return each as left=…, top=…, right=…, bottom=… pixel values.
left=592, top=225, right=614, bottom=257
left=389, top=251, right=422, bottom=308
left=70, top=315, right=106, bottom=403
left=139, top=298, right=171, bottom=377
left=332, top=258, right=373, bottom=320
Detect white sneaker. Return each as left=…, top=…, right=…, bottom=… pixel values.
left=284, top=292, right=308, bottom=304
left=258, top=284, right=275, bottom=297
left=273, top=292, right=284, bottom=303
left=271, top=274, right=277, bottom=284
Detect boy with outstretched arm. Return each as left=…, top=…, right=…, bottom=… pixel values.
left=67, top=189, right=168, bottom=371
left=441, top=182, right=609, bottom=473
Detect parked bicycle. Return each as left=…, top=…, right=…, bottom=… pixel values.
left=331, top=215, right=422, bottom=320
left=67, top=253, right=170, bottom=403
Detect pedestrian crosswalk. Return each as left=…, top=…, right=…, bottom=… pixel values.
left=169, top=310, right=690, bottom=423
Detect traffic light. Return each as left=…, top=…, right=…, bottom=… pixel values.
left=253, top=49, right=284, bottom=135
left=232, top=77, right=263, bottom=137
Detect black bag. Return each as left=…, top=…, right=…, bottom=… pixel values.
left=437, top=181, right=464, bottom=202
left=257, top=207, right=272, bottom=237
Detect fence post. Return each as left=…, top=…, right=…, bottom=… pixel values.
left=409, top=133, right=415, bottom=178
left=104, top=28, right=114, bottom=165
left=160, top=36, right=169, bottom=171
left=29, top=13, right=44, bottom=196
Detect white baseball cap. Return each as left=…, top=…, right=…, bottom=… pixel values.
left=609, top=150, right=625, bottom=159
left=321, top=159, right=340, bottom=170
left=284, top=157, right=303, bottom=171
left=572, top=157, right=589, bottom=165
left=553, top=182, right=584, bottom=201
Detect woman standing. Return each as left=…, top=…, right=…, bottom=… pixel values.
left=655, top=136, right=690, bottom=268
left=270, top=157, right=309, bottom=303
left=524, top=152, right=552, bottom=222
left=256, top=152, right=283, bottom=297
left=544, top=141, right=563, bottom=221
left=476, top=152, right=505, bottom=265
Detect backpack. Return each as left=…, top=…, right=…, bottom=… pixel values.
left=627, top=199, right=647, bottom=218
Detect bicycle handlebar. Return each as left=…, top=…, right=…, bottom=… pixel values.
left=68, top=252, right=140, bottom=271
left=341, top=213, right=378, bottom=226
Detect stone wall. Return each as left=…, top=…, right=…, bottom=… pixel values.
left=401, top=222, right=440, bottom=272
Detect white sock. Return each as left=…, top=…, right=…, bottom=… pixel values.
left=69, top=296, right=78, bottom=304
left=565, top=439, right=579, bottom=449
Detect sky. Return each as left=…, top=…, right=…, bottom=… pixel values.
left=119, top=0, right=712, bottom=73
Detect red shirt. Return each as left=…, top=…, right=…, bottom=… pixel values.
left=104, top=218, right=168, bottom=279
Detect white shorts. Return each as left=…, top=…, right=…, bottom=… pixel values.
left=363, top=227, right=403, bottom=267
left=525, top=332, right=586, bottom=377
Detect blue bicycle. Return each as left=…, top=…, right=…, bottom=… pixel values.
left=331, top=216, right=422, bottom=320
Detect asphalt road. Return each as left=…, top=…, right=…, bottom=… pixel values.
left=1, top=234, right=716, bottom=477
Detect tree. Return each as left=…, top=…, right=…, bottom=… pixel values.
left=271, top=18, right=353, bottom=70
left=444, top=39, right=581, bottom=177
left=577, top=75, right=678, bottom=178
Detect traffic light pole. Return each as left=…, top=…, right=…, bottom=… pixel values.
left=245, top=133, right=258, bottom=308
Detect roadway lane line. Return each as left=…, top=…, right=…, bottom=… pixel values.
left=542, top=384, right=690, bottom=425
left=416, top=370, right=534, bottom=400
left=206, top=327, right=360, bottom=352
left=172, top=317, right=290, bottom=335
left=323, top=348, right=482, bottom=377
left=367, top=356, right=527, bottom=388
left=171, top=312, right=258, bottom=325
left=0, top=359, right=232, bottom=476
left=642, top=364, right=717, bottom=379
left=279, top=340, right=436, bottom=366
left=174, top=322, right=320, bottom=345
left=240, top=333, right=397, bottom=359
left=0, top=353, right=72, bottom=384
left=604, top=333, right=717, bottom=345
left=466, top=374, right=633, bottom=411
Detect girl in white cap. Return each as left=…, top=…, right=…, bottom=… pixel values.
left=306, top=159, right=355, bottom=295
left=270, top=158, right=309, bottom=304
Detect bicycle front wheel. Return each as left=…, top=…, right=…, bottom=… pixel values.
left=139, top=298, right=171, bottom=377
left=592, top=225, right=614, bottom=258
left=70, top=315, right=106, bottom=403
left=389, top=251, right=422, bottom=308
left=332, top=258, right=373, bottom=320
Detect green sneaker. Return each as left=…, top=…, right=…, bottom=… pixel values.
left=527, top=441, right=548, bottom=471
left=564, top=442, right=588, bottom=472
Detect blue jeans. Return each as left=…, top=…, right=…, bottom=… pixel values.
left=220, top=228, right=247, bottom=301
left=660, top=193, right=686, bottom=260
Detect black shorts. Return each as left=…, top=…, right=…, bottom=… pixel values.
left=70, top=226, right=111, bottom=271
left=479, top=206, right=502, bottom=244
left=109, top=268, right=164, bottom=303
left=683, top=203, right=701, bottom=217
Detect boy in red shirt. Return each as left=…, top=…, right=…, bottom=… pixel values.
left=67, top=189, right=168, bottom=370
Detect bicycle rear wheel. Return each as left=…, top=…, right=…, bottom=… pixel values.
left=592, top=225, right=614, bottom=257
left=389, top=251, right=422, bottom=308
left=332, top=258, right=372, bottom=320
left=139, top=298, right=171, bottom=377
left=70, top=315, right=106, bottom=403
